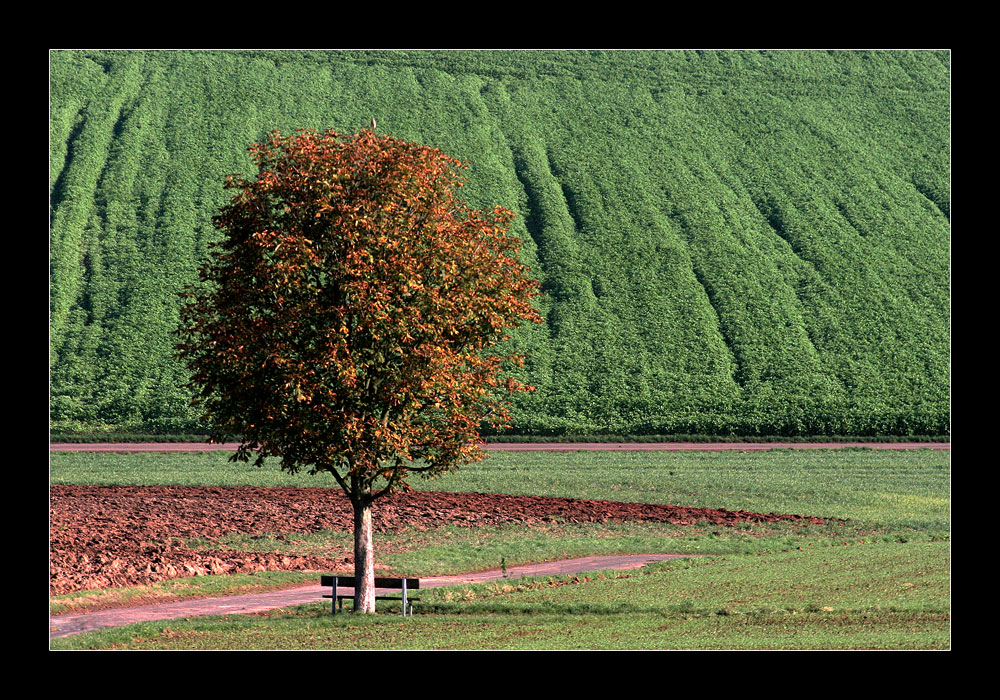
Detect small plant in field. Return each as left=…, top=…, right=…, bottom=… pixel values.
left=672, top=600, right=697, bottom=615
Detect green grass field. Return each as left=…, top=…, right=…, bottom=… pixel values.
left=49, top=50, right=950, bottom=437
left=49, top=448, right=950, bottom=649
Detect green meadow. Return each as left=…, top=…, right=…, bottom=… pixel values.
left=50, top=448, right=950, bottom=649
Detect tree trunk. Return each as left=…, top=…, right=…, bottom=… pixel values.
left=352, top=496, right=376, bottom=613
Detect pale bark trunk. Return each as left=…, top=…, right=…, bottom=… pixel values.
left=352, top=498, right=376, bottom=613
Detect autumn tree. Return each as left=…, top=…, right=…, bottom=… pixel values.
left=175, top=128, right=542, bottom=612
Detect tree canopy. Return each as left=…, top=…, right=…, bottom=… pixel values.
left=175, top=127, right=542, bottom=611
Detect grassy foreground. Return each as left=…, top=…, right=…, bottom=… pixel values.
left=50, top=448, right=950, bottom=649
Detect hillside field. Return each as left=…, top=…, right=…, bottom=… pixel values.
left=49, top=49, right=950, bottom=437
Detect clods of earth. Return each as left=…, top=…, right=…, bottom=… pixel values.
left=50, top=485, right=826, bottom=596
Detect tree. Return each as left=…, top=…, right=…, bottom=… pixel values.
left=175, top=128, right=542, bottom=612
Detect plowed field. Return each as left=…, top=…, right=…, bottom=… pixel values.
left=50, top=485, right=826, bottom=595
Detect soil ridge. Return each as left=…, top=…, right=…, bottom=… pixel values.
left=51, top=485, right=826, bottom=596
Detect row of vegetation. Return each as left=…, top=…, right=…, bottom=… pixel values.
left=50, top=50, right=950, bottom=437
left=48, top=431, right=950, bottom=444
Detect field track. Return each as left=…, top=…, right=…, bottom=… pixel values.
left=49, top=553, right=697, bottom=639
left=50, top=441, right=951, bottom=452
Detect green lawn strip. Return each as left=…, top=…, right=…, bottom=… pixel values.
left=372, top=519, right=911, bottom=576
left=50, top=609, right=951, bottom=651
left=50, top=518, right=942, bottom=618
left=198, top=519, right=850, bottom=572
left=49, top=451, right=343, bottom=490
left=51, top=541, right=950, bottom=650
left=427, top=449, right=951, bottom=532
left=50, top=518, right=866, bottom=616
left=50, top=448, right=950, bottom=532
left=50, top=571, right=318, bottom=615
left=475, top=541, right=951, bottom=615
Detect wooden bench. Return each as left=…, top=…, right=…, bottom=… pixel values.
left=321, top=575, right=420, bottom=616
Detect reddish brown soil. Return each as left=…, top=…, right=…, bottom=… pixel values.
left=50, top=485, right=826, bottom=595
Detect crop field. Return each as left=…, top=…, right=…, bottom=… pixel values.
left=49, top=50, right=950, bottom=438
left=49, top=448, right=950, bottom=650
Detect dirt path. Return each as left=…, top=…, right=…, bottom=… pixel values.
left=49, top=553, right=695, bottom=639
left=50, top=441, right=951, bottom=452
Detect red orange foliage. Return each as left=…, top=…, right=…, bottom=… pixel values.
left=176, top=127, right=541, bottom=611
left=177, top=128, right=541, bottom=492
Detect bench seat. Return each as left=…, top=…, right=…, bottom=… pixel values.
left=321, top=575, right=420, bottom=616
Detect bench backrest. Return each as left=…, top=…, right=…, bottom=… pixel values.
left=321, top=575, right=420, bottom=590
